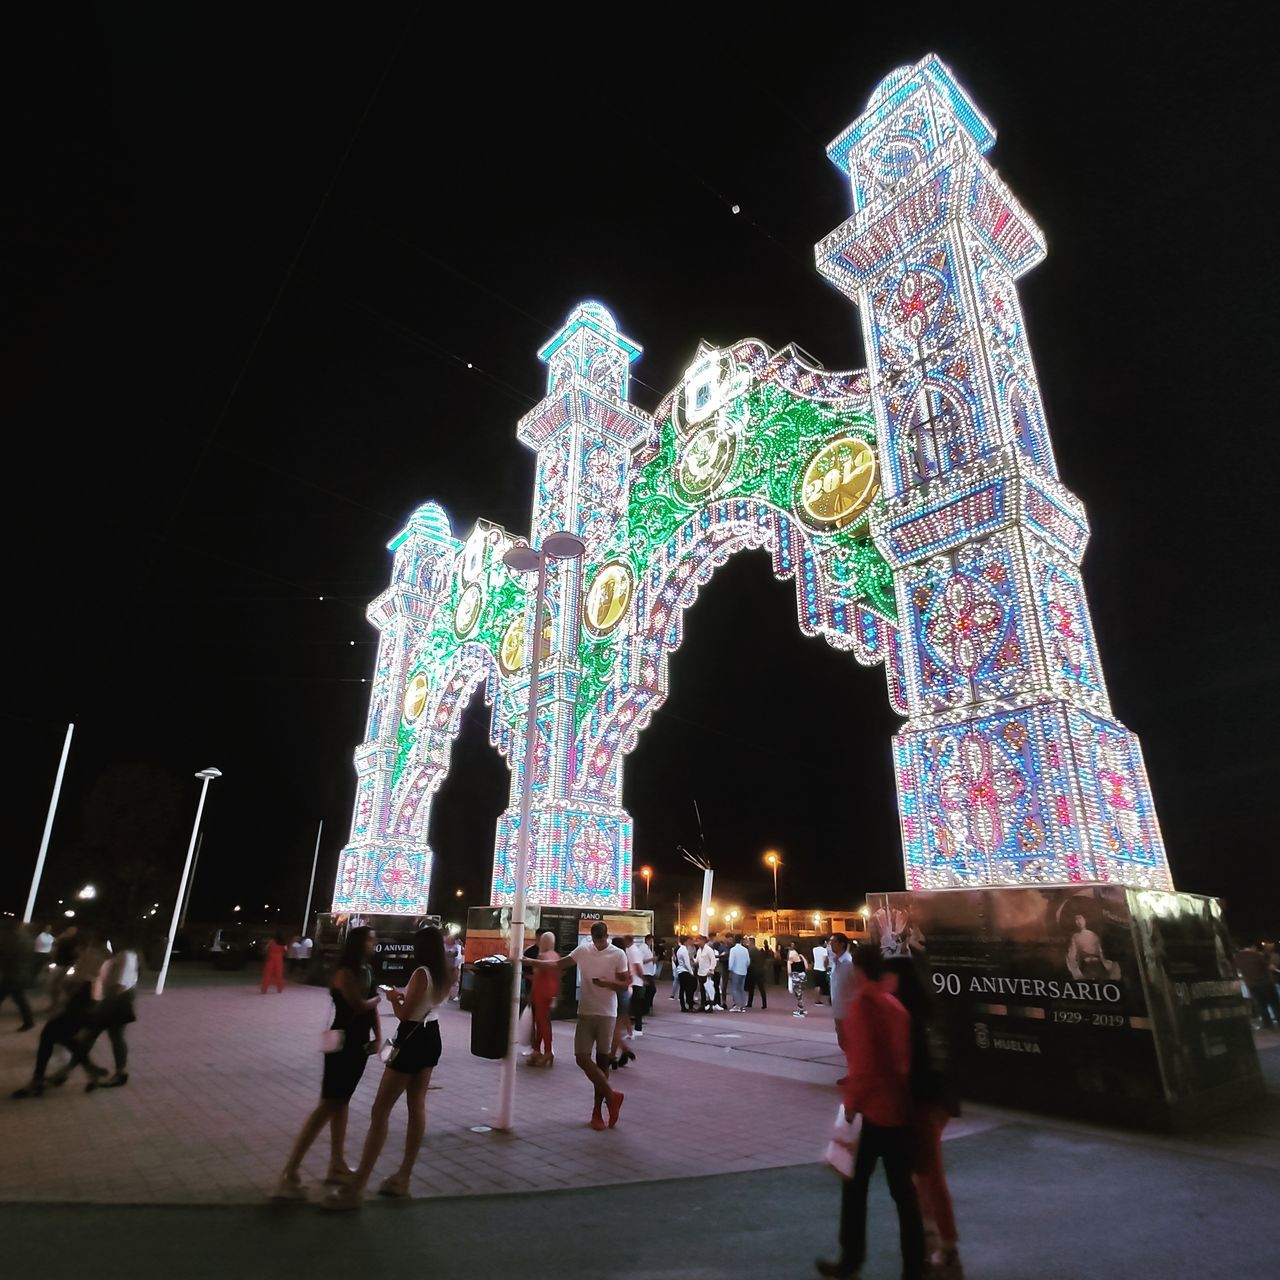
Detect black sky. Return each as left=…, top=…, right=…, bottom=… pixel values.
left=6, top=5, right=1278, bottom=936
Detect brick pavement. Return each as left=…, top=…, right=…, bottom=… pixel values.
left=0, top=970, right=865, bottom=1205
left=4, top=970, right=1275, bottom=1207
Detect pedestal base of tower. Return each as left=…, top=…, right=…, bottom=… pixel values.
left=311, top=911, right=444, bottom=987
left=866, top=885, right=1264, bottom=1131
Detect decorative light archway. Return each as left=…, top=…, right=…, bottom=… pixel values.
left=332, top=54, right=1171, bottom=917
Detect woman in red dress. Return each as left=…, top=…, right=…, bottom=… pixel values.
left=261, top=933, right=287, bottom=993
left=527, top=931, right=560, bottom=1067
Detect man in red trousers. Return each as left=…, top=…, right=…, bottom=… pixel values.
left=817, top=944, right=925, bottom=1279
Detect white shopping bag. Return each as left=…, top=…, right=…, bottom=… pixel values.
left=824, top=1105, right=862, bottom=1178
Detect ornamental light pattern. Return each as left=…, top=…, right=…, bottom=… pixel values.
left=332, top=54, right=1172, bottom=916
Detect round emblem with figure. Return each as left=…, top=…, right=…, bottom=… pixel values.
left=583, top=561, right=634, bottom=637
left=799, top=436, right=879, bottom=532
left=454, top=583, right=483, bottom=638
left=676, top=423, right=737, bottom=501
left=403, top=672, right=429, bottom=723
left=499, top=617, right=526, bottom=674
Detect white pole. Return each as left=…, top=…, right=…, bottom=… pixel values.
left=156, top=775, right=213, bottom=995
left=302, top=818, right=323, bottom=936
left=24, top=723, right=74, bottom=924
left=496, top=551, right=548, bottom=1131
left=178, top=830, right=204, bottom=930
left=699, top=868, right=714, bottom=936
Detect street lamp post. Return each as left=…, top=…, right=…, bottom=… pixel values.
left=640, top=865, right=652, bottom=906
left=23, top=722, right=75, bottom=924
left=156, top=768, right=222, bottom=995
left=300, top=818, right=323, bottom=938
left=495, top=531, right=584, bottom=1133
left=764, top=850, right=780, bottom=929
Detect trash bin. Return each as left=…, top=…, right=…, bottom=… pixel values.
left=469, top=956, right=512, bottom=1060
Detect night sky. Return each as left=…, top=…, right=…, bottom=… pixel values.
left=7, top=5, right=1278, bottom=938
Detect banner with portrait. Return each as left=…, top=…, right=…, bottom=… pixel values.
left=866, top=886, right=1261, bottom=1127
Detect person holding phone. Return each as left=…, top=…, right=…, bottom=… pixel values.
left=273, top=927, right=380, bottom=1201
left=534, top=921, right=629, bottom=1129
left=324, top=926, right=449, bottom=1209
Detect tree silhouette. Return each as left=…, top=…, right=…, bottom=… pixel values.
left=80, top=763, right=184, bottom=925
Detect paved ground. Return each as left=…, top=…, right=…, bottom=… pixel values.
left=2, top=967, right=1277, bottom=1279
left=0, top=968, right=902, bottom=1204
left=2, top=1115, right=1278, bottom=1280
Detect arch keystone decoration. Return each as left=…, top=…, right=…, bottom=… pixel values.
left=332, top=57, right=1172, bottom=918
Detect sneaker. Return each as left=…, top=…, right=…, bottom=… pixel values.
left=814, top=1259, right=859, bottom=1278
left=11, top=1081, right=44, bottom=1099
left=793, top=1010, right=807, bottom=1018
left=632, top=1029, right=644, bottom=1037
left=270, top=1175, right=308, bottom=1202
left=930, top=1250, right=964, bottom=1280
left=606, top=1090, right=624, bottom=1128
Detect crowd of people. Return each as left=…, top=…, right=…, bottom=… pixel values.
left=7, top=910, right=1277, bottom=1274
left=3, top=920, right=139, bottom=1096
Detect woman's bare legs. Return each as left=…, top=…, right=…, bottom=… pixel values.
left=387, top=1067, right=432, bottom=1188
left=352, top=1068, right=410, bottom=1191
left=327, top=1102, right=352, bottom=1178
left=282, top=1100, right=343, bottom=1180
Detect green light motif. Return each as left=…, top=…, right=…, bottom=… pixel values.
left=389, top=550, right=531, bottom=792
left=573, top=372, right=896, bottom=730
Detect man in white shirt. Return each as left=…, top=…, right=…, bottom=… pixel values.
left=696, top=934, right=719, bottom=1012
left=540, top=921, right=629, bottom=1129
left=727, top=935, right=750, bottom=1011
left=32, top=925, right=54, bottom=992
left=812, top=939, right=830, bottom=1004
left=675, top=937, right=696, bottom=1012
left=627, top=935, right=650, bottom=1035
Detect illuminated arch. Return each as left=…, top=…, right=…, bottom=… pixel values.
left=334, top=55, right=1173, bottom=916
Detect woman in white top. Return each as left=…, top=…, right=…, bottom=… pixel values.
left=324, top=926, right=448, bottom=1209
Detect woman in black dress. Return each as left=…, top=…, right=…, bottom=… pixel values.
left=273, top=926, right=379, bottom=1201
left=323, top=926, right=448, bottom=1209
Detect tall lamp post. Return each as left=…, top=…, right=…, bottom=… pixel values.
left=156, top=767, right=222, bottom=995
left=495, top=531, right=584, bottom=1132
left=23, top=722, right=75, bottom=924
left=639, top=865, right=652, bottom=906
left=764, top=850, right=780, bottom=929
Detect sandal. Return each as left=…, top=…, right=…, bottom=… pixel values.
left=323, top=1166, right=356, bottom=1186
left=377, top=1176, right=411, bottom=1199
left=320, top=1183, right=363, bottom=1212
left=270, top=1175, right=308, bottom=1202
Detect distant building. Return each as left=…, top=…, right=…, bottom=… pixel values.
left=746, top=908, right=870, bottom=942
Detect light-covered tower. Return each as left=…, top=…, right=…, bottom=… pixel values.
left=490, top=303, right=652, bottom=906
left=816, top=55, right=1171, bottom=890
left=333, top=501, right=462, bottom=914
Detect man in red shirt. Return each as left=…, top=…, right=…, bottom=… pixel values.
left=817, top=944, right=925, bottom=1279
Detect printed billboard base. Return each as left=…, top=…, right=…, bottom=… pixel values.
left=867, top=885, right=1265, bottom=1131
